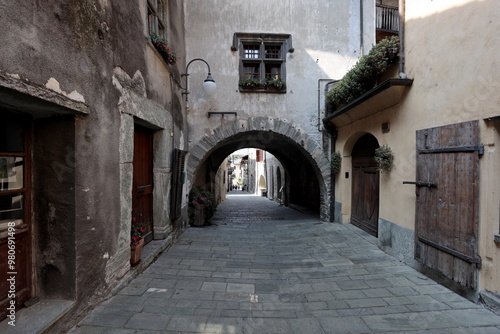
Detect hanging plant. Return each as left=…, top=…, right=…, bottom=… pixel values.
left=150, top=33, right=177, bottom=65
left=330, top=151, right=342, bottom=175
left=374, top=145, right=394, bottom=172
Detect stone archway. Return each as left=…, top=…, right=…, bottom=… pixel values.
left=186, top=117, right=331, bottom=220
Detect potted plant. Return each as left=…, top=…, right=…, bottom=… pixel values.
left=189, top=188, right=217, bottom=226
left=239, top=78, right=262, bottom=90
left=150, top=33, right=177, bottom=65
left=374, top=145, right=395, bottom=172
left=330, top=151, right=342, bottom=175
left=130, top=217, right=147, bottom=266
left=264, top=78, right=286, bottom=91
left=326, top=36, right=400, bottom=111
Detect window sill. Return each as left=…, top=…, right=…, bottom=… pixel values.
left=493, top=234, right=500, bottom=244
left=146, top=39, right=177, bottom=73
left=239, top=87, right=286, bottom=94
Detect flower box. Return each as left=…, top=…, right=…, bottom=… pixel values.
left=130, top=238, right=144, bottom=266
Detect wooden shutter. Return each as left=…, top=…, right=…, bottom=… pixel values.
left=414, top=120, right=482, bottom=289
left=170, top=149, right=187, bottom=221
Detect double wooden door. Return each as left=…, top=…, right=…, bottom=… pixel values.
left=351, top=134, right=380, bottom=237
left=414, top=121, right=481, bottom=289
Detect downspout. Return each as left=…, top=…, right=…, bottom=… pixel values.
left=360, top=0, right=364, bottom=56
left=319, top=79, right=340, bottom=222
left=330, top=129, right=338, bottom=222
left=317, top=79, right=340, bottom=132
left=399, top=0, right=405, bottom=75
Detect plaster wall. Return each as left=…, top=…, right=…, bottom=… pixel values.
left=184, top=0, right=375, bottom=219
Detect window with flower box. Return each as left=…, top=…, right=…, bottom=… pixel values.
left=147, top=0, right=167, bottom=39
left=232, top=33, right=293, bottom=93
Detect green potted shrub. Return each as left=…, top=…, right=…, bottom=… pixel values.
left=326, top=36, right=400, bottom=111
left=374, top=145, right=395, bottom=172
left=330, top=151, right=342, bottom=175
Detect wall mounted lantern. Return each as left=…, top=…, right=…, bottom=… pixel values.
left=181, top=58, right=216, bottom=101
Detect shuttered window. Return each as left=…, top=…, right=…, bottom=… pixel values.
left=170, top=149, right=187, bottom=221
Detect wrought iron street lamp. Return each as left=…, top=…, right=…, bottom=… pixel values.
left=181, top=58, right=216, bottom=101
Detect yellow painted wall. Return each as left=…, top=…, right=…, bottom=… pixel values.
left=334, top=0, right=500, bottom=292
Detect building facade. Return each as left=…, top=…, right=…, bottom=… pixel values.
left=323, top=0, right=500, bottom=304
left=0, top=0, right=190, bottom=331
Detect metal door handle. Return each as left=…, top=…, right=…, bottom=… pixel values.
left=403, top=181, right=437, bottom=188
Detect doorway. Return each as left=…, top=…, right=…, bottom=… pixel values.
left=132, top=124, right=154, bottom=244
left=0, top=113, right=32, bottom=320
left=351, top=134, right=380, bottom=237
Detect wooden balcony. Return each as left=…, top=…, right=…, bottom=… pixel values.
left=376, top=4, right=399, bottom=42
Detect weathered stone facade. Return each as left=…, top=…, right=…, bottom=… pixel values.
left=0, top=0, right=189, bottom=331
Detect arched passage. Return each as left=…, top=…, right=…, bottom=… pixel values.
left=186, top=117, right=331, bottom=220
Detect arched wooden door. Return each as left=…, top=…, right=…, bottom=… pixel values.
left=351, top=134, right=380, bottom=237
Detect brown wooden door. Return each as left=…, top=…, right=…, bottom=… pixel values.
left=0, top=113, right=32, bottom=321
left=351, top=134, right=380, bottom=237
left=415, top=120, right=482, bottom=289
left=132, top=125, right=154, bottom=244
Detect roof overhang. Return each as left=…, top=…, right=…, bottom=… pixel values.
left=323, top=78, right=413, bottom=129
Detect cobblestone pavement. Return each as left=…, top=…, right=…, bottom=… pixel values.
left=71, top=192, right=500, bottom=333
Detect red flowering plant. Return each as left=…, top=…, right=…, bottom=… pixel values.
left=188, top=188, right=217, bottom=225
left=130, top=216, right=148, bottom=246
left=150, top=33, right=177, bottom=65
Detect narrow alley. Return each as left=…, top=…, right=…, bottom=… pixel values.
left=70, top=193, right=500, bottom=333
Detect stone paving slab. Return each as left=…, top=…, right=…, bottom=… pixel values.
left=69, top=192, right=500, bottom=333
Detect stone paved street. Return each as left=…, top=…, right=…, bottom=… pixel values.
left=71, top=192, right=500, bottom=333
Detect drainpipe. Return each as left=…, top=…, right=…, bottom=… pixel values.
left=360, top=0, right=364, bottom=56
left=330, top=129, right=338, bottom=222
left=398, top=0, right=405, bottom=75
left=317, top=79, right=339, bottom=133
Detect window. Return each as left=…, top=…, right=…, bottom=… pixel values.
left=232, top=33, right=293, bottom=93
left=147, top=0, right=167, bottom=39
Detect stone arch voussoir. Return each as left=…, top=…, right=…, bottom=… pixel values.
left=187, top=117, right=332, bottom=220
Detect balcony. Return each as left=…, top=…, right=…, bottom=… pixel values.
left=376, top=4, right=399, bottom=42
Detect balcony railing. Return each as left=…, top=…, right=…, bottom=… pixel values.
left=376, top=4, right=399, bottom=33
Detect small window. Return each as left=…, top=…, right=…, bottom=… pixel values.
left=233, top=33, right=293, bottom=93
left=147, top=0, right=167, bottom=39
left=265, top=45, right=281, bottom=59
left=244, top=44, right=260, bottom=59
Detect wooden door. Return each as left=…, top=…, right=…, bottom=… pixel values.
left=0, top=113, right=32, bottom=321
left=132, top=125, right=154, bottom=244
left=415, top=120, right=482, bottom=289
left=351, top=134, right=380, bottom=237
